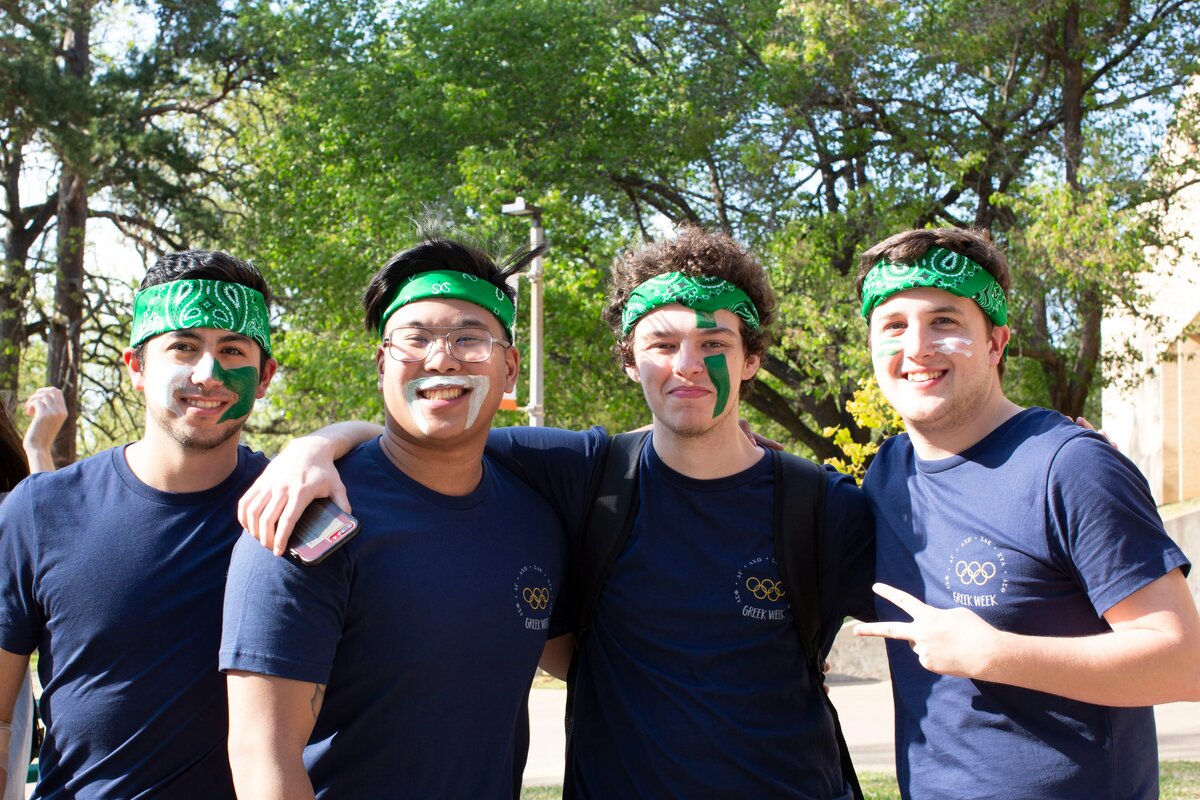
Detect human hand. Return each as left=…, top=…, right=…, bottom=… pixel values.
left=1074, top=416, right=1117, bottom=450
left=853, top=583, right=1002, bottom=679
left=238, top=436, right=350, bottom=556
left=23, top=386, right=67, bottom=473
left=738, top=417, right=783, bottom=450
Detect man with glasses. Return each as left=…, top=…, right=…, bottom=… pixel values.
left=220, top=234, right=571, bottom=799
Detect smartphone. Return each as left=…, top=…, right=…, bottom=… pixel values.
left=286, top=498, right=360, bottom=565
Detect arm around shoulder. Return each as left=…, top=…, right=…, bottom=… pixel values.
left=227, top=671, right=324, bottom=800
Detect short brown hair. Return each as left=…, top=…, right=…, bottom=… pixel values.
left=855, top=227, right=1011, bottom=299
left=855, top=227, right=1011, bottom=376
left=602, top=226, right=776, bottom=396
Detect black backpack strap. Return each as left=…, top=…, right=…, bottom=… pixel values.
left=576, top=429, right=650, bottom=639
left=772, top=450, right=864, bottom=800
left=563, top=430, right=650, bottom=799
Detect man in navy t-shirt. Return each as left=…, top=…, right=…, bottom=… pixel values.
left=0, top=250, right=280, bottom=798
left=240, top=227, right=876, bottom=799
left=219, top=235, right=570, bottom=799
left=852, top=227, right=1200, bottom=799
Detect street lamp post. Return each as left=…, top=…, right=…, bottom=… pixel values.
left=501, top=197, right=545, bottom=427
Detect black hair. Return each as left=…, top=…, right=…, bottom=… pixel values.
left=132, top=250, right=272, bottom=369
left=362, top=232, right=545, bottom=336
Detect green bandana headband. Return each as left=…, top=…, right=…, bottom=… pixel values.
left=621, top=272, right=761, bottom=335
left=130, top=279, right=272, bottom=356
left=859, top=246, right=1008, bottom=326
left=379, top=270, right=516, bottom=340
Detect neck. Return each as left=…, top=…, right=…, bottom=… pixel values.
left=650, top=413, right=763, bottom=479
left=906, top=389, right=1024, bottom=460
left=378, top=422, right=486, bottom=496
left=124, top=430, right=242, bottom=493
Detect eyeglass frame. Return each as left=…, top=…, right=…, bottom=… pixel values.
left=381, top=325, right=512, bottom=364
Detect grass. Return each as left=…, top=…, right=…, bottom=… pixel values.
left=521, top=763, right=1200, bottom=799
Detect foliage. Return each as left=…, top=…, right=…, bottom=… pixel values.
left=823, top=376, right=905, bottom=480
left=1, top=0, right=290, bottom=458
left=218, top=1, right=1200, bottom=448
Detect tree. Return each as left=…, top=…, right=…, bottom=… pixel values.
left=1, top=0, right=284, bottom=461
left=231, top=0, right=1200, bottom=453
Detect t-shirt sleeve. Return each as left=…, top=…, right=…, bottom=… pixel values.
left=1047, top=433, right=1191, bottom=616
left=220, top=532, right=352, bottom=685
left=485, top=426, right=609, bottom=535
left=0, top=480, right=42, bottom=655
left=820, top=467, right=877, bottom=640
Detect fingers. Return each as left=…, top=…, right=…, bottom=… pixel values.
left=24, top=387, right=67, bottom=421
left=871, top=582, right=930, bottom=618
left=853, top=621, right=916, bottom=642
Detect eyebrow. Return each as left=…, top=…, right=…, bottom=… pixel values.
left=168, top=330, right=254, bottom=345
left=642, top=323, right=738, bottom=338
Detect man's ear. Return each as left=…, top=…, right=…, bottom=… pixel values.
left=124, top=348, right=146, bottom=391
left=741, top=352, right=760, bottom=381
left=375, top=346, right=386, bottom=390
left=503, top=345, right=520, bottom=394
left=989, top=325, right=1011, bottom=366
left=255, top=358, right=279, bottom=398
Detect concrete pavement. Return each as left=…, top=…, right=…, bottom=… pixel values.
left=523, top=680, right=1200, bottom=786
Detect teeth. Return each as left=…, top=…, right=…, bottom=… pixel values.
left=186, top=398, right=223, bottom=409
left=420, top=387, right=466, bottom=401
left=906, top=371, right=945, bottom=382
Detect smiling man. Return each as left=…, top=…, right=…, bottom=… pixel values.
left=219, top=236, right=569, bottom=799
left=0, top=251, right=277, bottom=798
left=852, top=227, right=1200, bottom=799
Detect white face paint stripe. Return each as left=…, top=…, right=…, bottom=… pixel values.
left=932, top=337, right=974, bottom=358
left=401, top=375, right=491, bottom=434
left=144, top=363, right=194, bottom=417
left=191, top=352, right=216, bottom=382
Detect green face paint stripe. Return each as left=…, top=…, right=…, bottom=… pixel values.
left=703, top=353, right=731, bottom=418
left=212, top=361, right=260, bottom=422
left=695, top=309, right=716, bottom=328
left=874, top=338, right=902, bottom=358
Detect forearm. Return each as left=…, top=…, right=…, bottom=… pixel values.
left=979, top=624, right=1200, bottom=706
left=22, top=445, right=55, bottom=474
left=299, top=421, right=383, bottom=460
left=227, top=738, right=315, bottom=800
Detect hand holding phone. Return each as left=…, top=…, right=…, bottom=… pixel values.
left=287, top=498, right=360, bottom=565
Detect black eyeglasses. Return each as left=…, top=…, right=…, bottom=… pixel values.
left=382, top=327, right=510, bottom=363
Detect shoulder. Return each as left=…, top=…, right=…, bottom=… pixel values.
left=487, top=425, right=609, bottom=457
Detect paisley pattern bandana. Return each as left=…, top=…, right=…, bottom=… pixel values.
left=621, top=272, right=760, bottom=335
left=860, top=246, right=1008, bottom=327
left=379, top=270, right=516, bottom=340
left=131, top=279, right=272, bottom=356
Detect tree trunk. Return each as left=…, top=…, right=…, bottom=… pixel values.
left=46, top=3, right=92, bottom=466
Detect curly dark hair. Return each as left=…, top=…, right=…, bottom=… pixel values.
left=602, top=226, right=776, bottom=396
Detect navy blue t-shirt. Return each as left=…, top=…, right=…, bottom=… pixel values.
left=864, top=408, right=1191, bottom=800
left=487, top=426, right=877, bottom=799
left=220, top=438, right=569, bottom=799
left=0, top=445, right=267, bottom=800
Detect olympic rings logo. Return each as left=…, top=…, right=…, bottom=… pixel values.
left=955, top=560, right=996, bottom=586
left=745, top=577, right=785, bottom=602
left=522, top=587, right=550, bottom=610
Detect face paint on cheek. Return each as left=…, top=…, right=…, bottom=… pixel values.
left=211, top=360, right=261, bottom=422
left=932, top=337, right=974, bottom=358
left=400, top=375, right=490, bottom=435
left=695, top=309, right=716, bottom=329
left=873, top=337, right=902, bottom=359
left=145, top=363, right=194, bottom=417
left=703, top=354, right=731, bottom=418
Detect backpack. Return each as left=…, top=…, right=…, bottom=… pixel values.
left=565, top=430, right=864, bottom=800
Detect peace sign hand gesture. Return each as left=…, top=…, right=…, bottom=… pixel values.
left=854, top=583, right=1005, bottom=679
